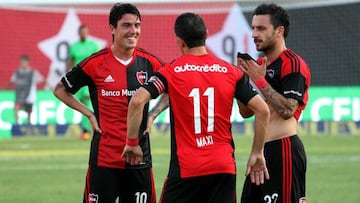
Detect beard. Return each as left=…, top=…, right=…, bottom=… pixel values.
left=255, top=38, right=275, bottom=53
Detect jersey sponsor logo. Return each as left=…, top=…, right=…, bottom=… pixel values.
left=196, top=135, right=214, bottom=147
left=101, top=88, right=137, bottom=97
left=136, top=71, right=148, bottom=85
left=121, top=89, right=137, bottom=96
left=174, top=63, right=228, bottom=73
left=104, top=75, right=115, bottom=83
left=101, top=89, right=120, bottom=97
left=88, top=193, right=99, bottom=203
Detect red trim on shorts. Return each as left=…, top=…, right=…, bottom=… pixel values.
left=84, top=165, right=91, bottom=203
left=159, top=177, right=169, bottom=203
left=150, top=168, right=157, bottom=203
left=282, top=137, right=293, bottom=203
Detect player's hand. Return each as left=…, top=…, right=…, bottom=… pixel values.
left=121, top=145, right=143, bottom=165
left=87, top=113, right=102, bottom=134
left=245, top=152, right=270, bottom=185
left=237, top=56, right=268, bottom=81
left=143, top=114, right=155, bottom=135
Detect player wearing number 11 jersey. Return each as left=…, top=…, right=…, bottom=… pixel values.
left=122, top=12, right=270, bottom=203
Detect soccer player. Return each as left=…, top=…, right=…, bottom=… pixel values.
left=67, top=24, right=101, bottom=140
left=53, top=3, right=163, bottom=203
left=8, top=54, right=44, bottom=124
left=122, top=12, right=270, bottom=203
left=237, top=3, right=311, bottom=203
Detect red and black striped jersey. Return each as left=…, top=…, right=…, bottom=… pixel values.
left=61, top=47, right=163, bottom=169
left=143, top=53, right=257, bottom=178
left=259, top=49, right=311, bottom=120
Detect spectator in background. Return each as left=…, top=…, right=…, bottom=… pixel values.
left=238, top=3, right=311, bottom=203
left=67, top=24, right=101, bottom=140
left=8, top=54, right=44, bottom=124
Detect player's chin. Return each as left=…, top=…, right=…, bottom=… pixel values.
left=125, top=42, right=137, bottom=49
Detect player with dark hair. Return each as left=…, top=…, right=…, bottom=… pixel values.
left=54, top=3, right=163, bottom=203
left=238, top=3, right=311, bottom=203
left=122, top=12, right=270, bottom=203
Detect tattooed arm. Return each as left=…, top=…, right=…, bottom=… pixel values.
left=237, top=57, right=298, bottom=120
left=258, top=85, right=298, bottom=120
left=144, top=93, right=169, bottom=134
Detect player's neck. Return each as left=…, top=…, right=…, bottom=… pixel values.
left=111, top=45, right=134, bottom=60
left=185, top=46, right=207, bottom=56
left=264, top=41, right=287, bottom=63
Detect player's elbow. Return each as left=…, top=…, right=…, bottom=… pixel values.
left=279, top=109, right=295, bottom=120
left=255, top=104, right=270, bottom=122
left=53, top=85, right=63, bottom=99
left=129, top=89, right=150, bottom=109
left=240, top=108, right=254, bottom=118
left=129, top=94, right=144, bottom=109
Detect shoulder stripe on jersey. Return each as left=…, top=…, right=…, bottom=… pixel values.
left=153, top=79, right=165, bottom=94
left=284, top=50, right=300, bottom=73
left=78, top=48, right=108, bottom=67
left=136, top=47, right=165, bottom=65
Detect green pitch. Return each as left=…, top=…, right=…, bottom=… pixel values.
left=0, top=134, right=359, bottom=202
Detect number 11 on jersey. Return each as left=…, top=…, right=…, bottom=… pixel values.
left=188, top=87, right=215, bottom=134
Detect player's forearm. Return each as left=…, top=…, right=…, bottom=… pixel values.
left=127, top=104, right=144, bottom=140
left=148, top=93, right=169, bottom=120
left=127, top=88, right=152, bottom=140
left=252, top=103, right=270, bottom=153
left=53, top=82, right=93, bottom=117
left=259, top=84, right=297, bottom=119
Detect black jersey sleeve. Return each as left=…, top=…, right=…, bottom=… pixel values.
left=281, top=72, right=307, bottom=104
left=61, top=65, right=91, bottom=94
left=235, top=75, right=258, bottom=105
left=142, top=72, right=168, bottom=99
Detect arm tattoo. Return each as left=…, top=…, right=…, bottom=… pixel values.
left=261, top=85, right=298, bottom=119
left=149, top=94, right=169, bottom=119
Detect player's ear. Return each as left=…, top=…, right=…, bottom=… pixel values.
left=276, top=26, right=285, bottom=37
left=176, top=37, right=185, bottom=48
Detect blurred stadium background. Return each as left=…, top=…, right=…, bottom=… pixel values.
left=0, top=0, right=359, bottom=202
left=0, top=0, right=359, bottom=138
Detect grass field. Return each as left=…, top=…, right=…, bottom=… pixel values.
left=0, top=134, right=359, bottom=202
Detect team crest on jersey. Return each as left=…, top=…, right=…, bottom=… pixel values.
left=266, top=69, right=275, bottom=78
left=299, top=197, right=307, bottom=203
left=89, top=193, right=99, bottom=203
left=136, top=71, right=148, bottom=85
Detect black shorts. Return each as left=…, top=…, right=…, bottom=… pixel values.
left=241, top=135, right=307, bottom=203
left=15, top=102, right=33, bottom=113
left=83, top=165, right=156, bottom=203
left=160, top=174, right=236, bottom=203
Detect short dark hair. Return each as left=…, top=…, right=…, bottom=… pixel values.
left=20, top=54, right=29, bottom=61
left=174, top=13, right=207, bottom=48
left=78, top=24, right=87, bottom=32
left=254, top=3, right=290, bottom=38
left=109, top=3, right=141, bottom=28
